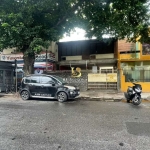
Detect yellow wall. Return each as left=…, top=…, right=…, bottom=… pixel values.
left=119, top=53, right=140, bottom=60
left=118, top=41, right=150, bottom=92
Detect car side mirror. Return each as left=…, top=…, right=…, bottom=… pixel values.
left=48, top=81, right=55, bottom=86
left=52, top=83, right=55, bottom=86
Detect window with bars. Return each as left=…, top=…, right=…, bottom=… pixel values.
left=124, top=69, right=150, bottom=82
left=0, top=70, right=3, bottom=83
left=100, top=69, right=113, bottom=73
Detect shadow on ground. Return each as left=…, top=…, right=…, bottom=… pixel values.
left=27, top=98, right=77, bottom=102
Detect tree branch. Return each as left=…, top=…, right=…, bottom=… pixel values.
left=54, top=0, right=84, bottom=28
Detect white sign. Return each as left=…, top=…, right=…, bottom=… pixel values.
left=35, top=52, right=55, bottom=61
left=0, top=54, right=23, bottom=61
left=34, top=68, right=44, bottom=74
left=88, top=74, right=107, bottom=82
left=0, top=52, right=56, bottom=62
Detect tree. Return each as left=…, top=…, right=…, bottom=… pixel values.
left=77, top=0, right=150, bottom=43
left=0, top=0, right=149, bottom=75
left=0, top=0, right=82, bottom=75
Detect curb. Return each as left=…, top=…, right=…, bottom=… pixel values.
left=76, top=97, right=123, bottom=102
left=0, top=94, right=123, bottom=102
left=1, top=93, right=149, bottom=103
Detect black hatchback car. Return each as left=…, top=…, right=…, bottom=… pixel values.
left=19, top=74, right=80, bottom=102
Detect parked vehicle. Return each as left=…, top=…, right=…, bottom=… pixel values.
left=124, top=79, right=142, bottom=105
left=19, top=74, right=80, bottom=102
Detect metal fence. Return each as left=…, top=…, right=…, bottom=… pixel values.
left=0, top=69, right=14, bottom=92
left=45, top=70, right=119, bottom=91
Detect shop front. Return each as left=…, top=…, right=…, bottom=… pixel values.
left=0, top=51, right=56, bottom=75
left=0, top=61, right=14, bottom=92
left=119, top=42, right=150, bottom=92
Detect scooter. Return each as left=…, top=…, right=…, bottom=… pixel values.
left=124, top=79, right=142, bottom=105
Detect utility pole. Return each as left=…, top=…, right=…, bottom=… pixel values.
left=15, top=59, right=17, bottom=93
left=46, top=49, right=48, bottom=72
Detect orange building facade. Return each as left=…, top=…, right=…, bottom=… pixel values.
left=117, top=40, right=150, bottom=92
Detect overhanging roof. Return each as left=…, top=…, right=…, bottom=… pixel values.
left=58, top=59, right=117, bottom=66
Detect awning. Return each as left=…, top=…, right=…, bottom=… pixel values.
left=58, top=58, right=117, bottom=66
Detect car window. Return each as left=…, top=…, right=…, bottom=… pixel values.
left=52, top=75, right=68, bottom=85
left=40, top=76, right=55, bottom=84
left=30, top=76, right=40, bottom=83
left=24, top=77, right=31, bottom=83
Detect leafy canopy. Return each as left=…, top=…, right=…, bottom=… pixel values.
left=77, top=0, right=150, bottom=43
left=0, top=0, right=150, bottom=55
left=0, top=0, right=149, bottom=55
left=0, top=0, right=81, bottom=55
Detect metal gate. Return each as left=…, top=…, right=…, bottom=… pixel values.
left=88, top=70, right=117, bottom=90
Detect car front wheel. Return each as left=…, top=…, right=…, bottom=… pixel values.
left=21, top=90, right=30, bottom=100
left=57, top=92, right=67, bottom=102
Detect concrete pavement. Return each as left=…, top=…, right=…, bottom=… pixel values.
left=79, top=90, right=150, bottom=102
left=0, top=99, right=150, bottom=149
left=0, top=90, right=150, bottom=102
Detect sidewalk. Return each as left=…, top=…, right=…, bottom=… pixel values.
left=0, top=90, right=150, bottom=102
left=78, top=90, right=150, bottom=102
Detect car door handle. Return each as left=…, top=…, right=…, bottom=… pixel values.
left=41, top=85, right=44, bottom=88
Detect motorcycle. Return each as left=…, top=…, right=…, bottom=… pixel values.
left=124, top=79, right=142, bottom=105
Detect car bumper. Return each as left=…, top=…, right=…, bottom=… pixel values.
left=68, top=90, right=80, bottom=99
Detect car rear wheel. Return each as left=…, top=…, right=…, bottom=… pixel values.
left=57, top=92, right=67, bottom=102
left=21, top=90, right=30, bottom=100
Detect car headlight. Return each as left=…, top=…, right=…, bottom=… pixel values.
left=70, top=90, right=75, bottom=95
left=70, top=91, right=73, bottom=94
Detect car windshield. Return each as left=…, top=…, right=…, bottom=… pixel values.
left=52, top=75, right=68, bottom=85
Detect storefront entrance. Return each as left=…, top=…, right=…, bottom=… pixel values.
left=0, top=61, right=14, bottom=92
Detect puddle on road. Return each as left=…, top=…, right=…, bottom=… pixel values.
left=126, top=122, right=150, bottom=137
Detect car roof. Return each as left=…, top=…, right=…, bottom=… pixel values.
left=24, top=74, right=53, bottom=77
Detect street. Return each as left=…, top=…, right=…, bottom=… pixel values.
left=0, top=98, right=150, bottom=150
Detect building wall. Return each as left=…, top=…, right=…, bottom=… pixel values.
left=58, top=39, right=116, bottom=61
left=118, top=40, right=135, bottom=52
left=0, top=42, right=58, bottom=72
left=2, top=48, right=16, bottom=54
left=46, top=71, right=88, bottom=91
left=0, top=42, right=58, bottom=61
left=117, top=39, right=150, bottom=92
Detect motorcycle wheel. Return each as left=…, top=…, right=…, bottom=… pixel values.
left=127, top=99, right=130, bottom=103
left=132, top=96, right=141, bottom=105
left=124, top=92, right=130, bottom=103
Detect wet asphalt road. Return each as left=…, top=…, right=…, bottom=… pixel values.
left=0, top=98, right=150, bottom=150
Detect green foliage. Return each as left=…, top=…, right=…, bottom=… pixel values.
left=0, top=0, right=149, bottom=54
left=0, top=0, right=149, bottom=53
left=0, top=0, right=80, bottom=53
left=0, top=0, right=84, bottom=73
left=77, top=0, right=150, bottom=43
